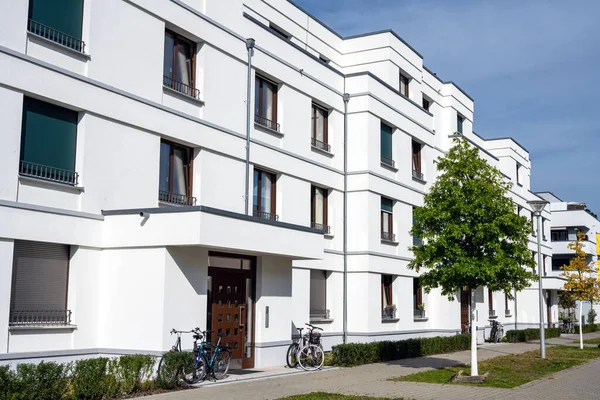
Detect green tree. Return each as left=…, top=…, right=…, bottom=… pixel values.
left=409, top=137, right=537, bottom=376
left=560, top=231, right=600, bottom=348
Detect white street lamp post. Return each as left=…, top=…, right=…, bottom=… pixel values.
left=528, top=199, right=549, bottom=359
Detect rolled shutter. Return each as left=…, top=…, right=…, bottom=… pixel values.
left=10, top=241, right=70, bottom=312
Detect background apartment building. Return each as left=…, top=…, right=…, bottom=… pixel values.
left=0, top=0, right=552, bottom=368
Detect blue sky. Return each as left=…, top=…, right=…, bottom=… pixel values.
left=293, top=0, right=600, bottom=213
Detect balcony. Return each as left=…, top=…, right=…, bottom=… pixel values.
left=9, top=310, right=72, bottom=326
left=163, top=75, right=201, bottom=99
left=254, top=114, right=280, bottom=132
left=381, top=231, right=396, bottom=242
left=20, top=160, right=78, bottom=186
left=253, top=208, right=279, bottom=221
left=311, top=222, right=331, bottom=235
left=412, top=169, right=425, bottom=181
left=382, top=306, right=397, bottom=321
left=311, top=137, right=331, bottom=153
left=381, top=156, right=395, bottom=169
left=28, top=19, right=85, bottom=53
left=159, top=190, right=197, bottom=206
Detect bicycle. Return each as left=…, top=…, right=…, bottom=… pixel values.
left=488, top=319, right=504, bottom=343
left=198, top=330, right=231, bottom=380
left=157, top=328, right=198, bottom=385
left=286, top=323, right=324, bottom=371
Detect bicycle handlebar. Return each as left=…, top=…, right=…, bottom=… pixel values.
left=305, top=323, right=323, bottom=331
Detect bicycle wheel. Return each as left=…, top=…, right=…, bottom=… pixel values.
left=156, top=353, right=180, bottom=387
left=183, top=355, right=206, bottom=384
left=298, top=344, right=324, bottom=371
left=286, top=343, right=300, bottom=368
left=213, top=349, right=231, bottom=380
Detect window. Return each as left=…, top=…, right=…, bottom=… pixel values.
left=399, top=73, right=409, bottom=97
left=310, top=270, right=329, bottom=320
left=269, top=23, right=291, bottom=40
left=163, top=30, right=199, bottom=99
left=311, top=104, right=329, bottom=152
left=543, top=256, right=547, bottom=275
left=516, top=163, right=522, bottom=186
left=488, top=288, right=495, bottom=317
left=530, top=212, right=535, bottom=236
left=159, top=140, right=195, bottom=205
left=28, top=0, right=85, bottom=52
left=517, top=205, right=523, bottom=216
left=422, top=98, right=431, bottom=112
left=380, top=123, right=394, bottom=168
left=505, top=294, right=510, bottom=316
left=254, top=76, right=279, bottom=131
left=20, top=97, right=78, bottom=185
left=10, top=241, right=71, bottom=326
left=551, top=230, right=568, bottom=241
left=381, top=197, right=394, bottom=242
left=457, top=114, right=464, bottom=134
left=412, top=140, right=423, bottom=180
left=552, top=257, right=571, bottom=271
left=412, top=207, right=422, bottom=246
left=413, top=278, right=424, bottom=317
left=381, top=275, right=395, bottom=319
left=319, top=55, right=330, bottom=64
left=311, top=186, right=329, bottom=234
left=253, top=168, right=277, bottom=220
left=542, top=219, right=547, bottom=240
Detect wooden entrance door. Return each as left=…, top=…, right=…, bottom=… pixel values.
left=460, top=289, right=471, bottom=333
left=211, top=271, right=245, bottom=360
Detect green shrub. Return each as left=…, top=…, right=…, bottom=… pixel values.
left=115, top=354, right=155, bottom=394
left=588, top=308, right=597, bottom=326
left=505, top=328, right=561, bottom=343
left=12, top=361, right=70, bottom=400
left=0, top=365, right=17, bottom=400
left=573, top=324, right=600, bottom=334
left=154, top=352, right=194, bottom=389
left=331, top=334, right=471, bottom=367
left=71, top=358, right=110, bottom=400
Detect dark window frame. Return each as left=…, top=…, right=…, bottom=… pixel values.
left=413, top=278, right=423, bottom=310
left=381, top=274, right=394, bottom=310
left=488, top=288, right=494, bottom=311
left=311, top=103, right=329, bottom=146
left=422, top=98, right=431, bottom=112
left=255, top=75, right=279, bottom=127
left=412, top=140, right=422, bottom=174
left=381, top=197, right=394, bottom=239
left=516, top=163, right=522, bottom=186
left=163, top=29, right=197, bottom=97
left=399, top=73, right=410, bottom=97
left=551, top=230, right=568, bottom=242
left=311, top=185, right=329, bottom=231
left=457, top=114, right=464, bottom=134
left=253, top=168, right=277, bottom=217
left=159, top=139, right=194, bottom=205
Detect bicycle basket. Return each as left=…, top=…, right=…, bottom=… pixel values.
left=309, top=331, right=321, bottom=345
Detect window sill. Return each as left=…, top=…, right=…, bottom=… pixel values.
left=310, top=318, right=334, bottom=324
left=382, top=318, right=400, bottom=323
left=412, top=175, right=427, bottom=184
left=255, top=122, right=284, bottom=137
left=505, top=314, right=513, bottom=318
left=162, top=86, right=205, bottom=105
left=489, top=315, right=498, bottom=320
left=381, top=239, right=399, bottom=246
left=324, top=233, right=335, bottom=239
left=311, top=145, right=334, bottom=157
left=380, top=162, right=398, bottom=172
left=9, top=324, right=77, bottom=332
left=27, top=31, right=90, bottom=60
left=414, top=317, right=429, bottom=322
left=19, top=175, right=84, bottom=193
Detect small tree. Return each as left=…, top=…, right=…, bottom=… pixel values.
left=409, top=137, right=537, bottom=376
left=560, top=231, right=600, bottom=348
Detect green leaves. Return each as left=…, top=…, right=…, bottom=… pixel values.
left=409, top=137, right=537, bottom=297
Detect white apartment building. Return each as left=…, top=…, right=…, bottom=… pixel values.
left=0, top=0, right=551, bottom=369
left=537, top=192, right=599, bottom=325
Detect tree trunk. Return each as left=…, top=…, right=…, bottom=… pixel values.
left=579, top=300, right=583, bottom=350
left=471, top=287, right=479, bottom=376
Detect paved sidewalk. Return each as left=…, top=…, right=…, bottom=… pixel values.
left=146, top=332, right=600, bottom=400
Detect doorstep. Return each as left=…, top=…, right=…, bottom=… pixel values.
left=192, top=365, right=337, bottom=387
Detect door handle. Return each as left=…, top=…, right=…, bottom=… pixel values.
left=239, top=305, right=245, bottom=329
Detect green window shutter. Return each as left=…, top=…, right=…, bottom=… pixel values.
left=21, top=97, right=78, bottom=172
left=29, top=0, right=84, bottom=40
left=381, top=197, right=393, bottom=213
left=380, top=123, right=393, bottom=160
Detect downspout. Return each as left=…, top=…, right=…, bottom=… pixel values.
left=244, top=38, right=255, bottom=215
left=342, top=93, right=350, bottom=344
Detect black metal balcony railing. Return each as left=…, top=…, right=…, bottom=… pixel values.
left=20, top=160, right=78, bottom=186
left=159, top=190, right=197, bottom=206
left=412, top=169, right=424, bottom=181
left=253, top=208, right=279, bottom=221
left=311, top=222, right=331, bottom=235
left=489, top=309, right=497, bottom=318
left=311, top=137, right=331, bottom=153
left=381, top=231, right=396, bottom=242
left=381, top=156, right=395, bottom=168
left=254, top=114, right=280, bottom=132
left=9, top=310, right=72, bottom=326
left=28, top=20, right=85, bottom=53
left=382, top=306, right=397, bottom=320
left=163, top=75, right=201, bottom=99
left=505, top=309, right=512, bottom=317
left=310, top=309, right=331, bottom=320
left=414, top=308, right=426, bottom=318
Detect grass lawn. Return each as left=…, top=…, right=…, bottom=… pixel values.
left=390, top=346, right=600, bottom=389
left=278, top=393, right=405, bottom=400
left=573, top=338, right=600, bottom=345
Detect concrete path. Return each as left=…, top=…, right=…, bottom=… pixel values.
left=145, top=332, right=600, bottom=400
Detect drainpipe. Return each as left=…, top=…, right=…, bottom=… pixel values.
left=342, top=93, right=350, bottom=344
left=244, top=38, right=255, bottom=215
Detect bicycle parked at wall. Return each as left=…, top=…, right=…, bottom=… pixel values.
left=286, top=323, right=324, bottom=371
left=562, top=318, right=575, bottom=334
left=488, top=319, right=504, bottom=343
left=191, top=329, right=231, bottom=382
left=157, top=328, right=198, bottom=384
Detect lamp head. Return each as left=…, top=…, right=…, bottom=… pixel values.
left=527, top=200, right=549, bottom=215
left=246, top=38, right=255, bottom=50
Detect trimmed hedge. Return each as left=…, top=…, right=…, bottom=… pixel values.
left=331, top=334, right=471, bottom=367
left=505, top=328, right=561, bottom=343
left=154, top=351, right=195, bottom=389
left=574, top=324, right=600, bottom=334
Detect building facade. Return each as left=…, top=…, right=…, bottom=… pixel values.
left=0, top=0, right=552, bottom=368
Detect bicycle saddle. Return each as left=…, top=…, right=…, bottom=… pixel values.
left=218, top=332, right=228, bottom=338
